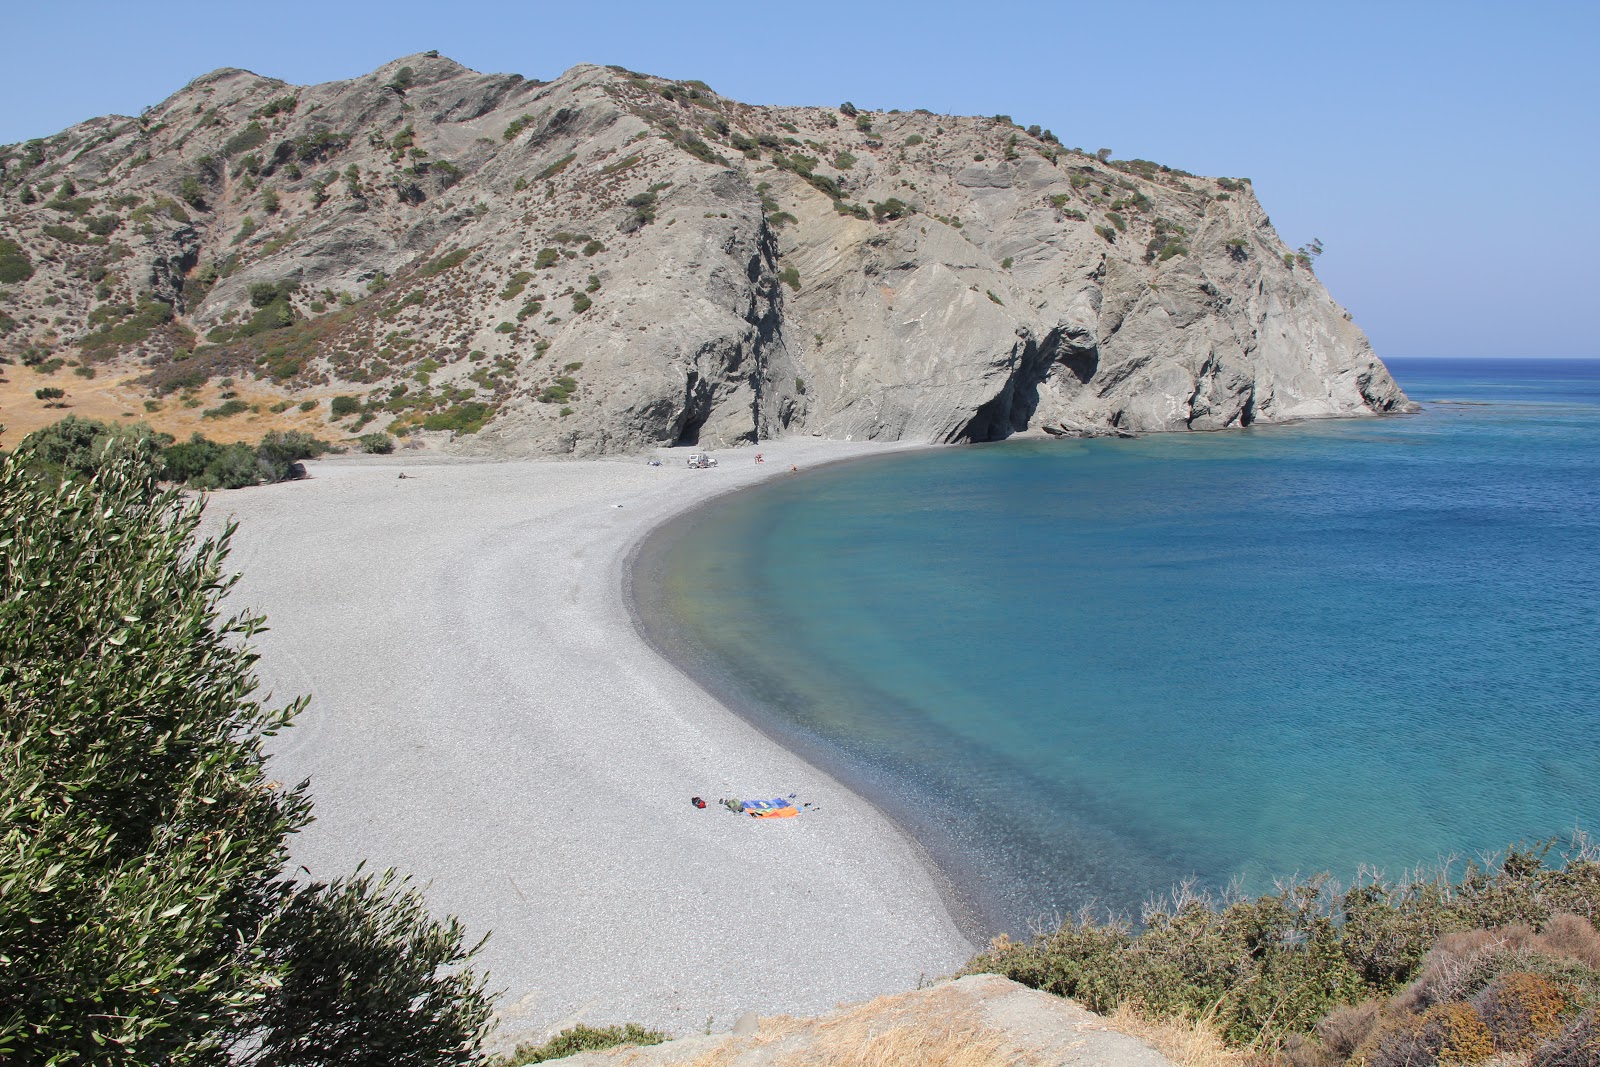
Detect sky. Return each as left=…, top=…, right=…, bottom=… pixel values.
left=4, top=0, right=1596, bottom=359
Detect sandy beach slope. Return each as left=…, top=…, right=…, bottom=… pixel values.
left=208, top=440, right=974, bottom=1045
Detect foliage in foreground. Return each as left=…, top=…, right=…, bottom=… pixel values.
left=0, top=444, right=492, bottom=1065
left=15, top=415, right=332, bottom=490
left=969, top=841, right=1600, bottom=1064
left=495, top=1023, right=667, bottom=1065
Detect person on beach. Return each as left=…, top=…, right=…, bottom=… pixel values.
left=755, top=453, right=764, bottom=463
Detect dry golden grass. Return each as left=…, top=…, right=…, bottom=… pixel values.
left=1107, top=1003, right=1253, bottom=1067
left=585, top=985, right=1043, bottom=1067
left=0, top=357, right=344, bottom=448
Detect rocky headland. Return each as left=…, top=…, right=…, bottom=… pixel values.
left=0, top=54, right=1411, bottom=455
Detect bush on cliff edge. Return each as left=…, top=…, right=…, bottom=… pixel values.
left=970, top=841, right=1600, bottom=1057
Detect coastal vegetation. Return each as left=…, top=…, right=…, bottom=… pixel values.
left=11, top=415, right=332, bottom=490
left=0, top=435, right=492, bottom=1064
left=970, top=841, right=1600, bottom=1066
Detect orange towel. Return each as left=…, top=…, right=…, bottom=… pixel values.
left=750, top=805, right=798, bottom=819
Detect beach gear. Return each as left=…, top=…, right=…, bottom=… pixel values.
left=742, top=797, right=799, bottom=819
left=691, top=796, right=707, bottom=808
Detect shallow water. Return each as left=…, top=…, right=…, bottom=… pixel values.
left=632, top=358, right=1600, bottom=934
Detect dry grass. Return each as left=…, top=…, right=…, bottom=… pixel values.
left=1107, top=1003, right=1253, bottom=1067
left=0, top=357, right=344, bottom=448
left=586, top=986, right=1043, bottom=1067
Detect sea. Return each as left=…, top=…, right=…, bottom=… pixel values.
left=630, top=358, right=1600, bottom=937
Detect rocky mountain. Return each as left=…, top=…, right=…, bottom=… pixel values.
left=0, top=54, right=1413, bottom=455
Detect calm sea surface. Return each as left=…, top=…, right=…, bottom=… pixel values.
left=632, top=358, right=1600, bottom=935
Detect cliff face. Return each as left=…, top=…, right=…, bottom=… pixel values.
left=0, top=55, right=1412, bottom=455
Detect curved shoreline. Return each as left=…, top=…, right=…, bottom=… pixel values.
left=620, top=452, right=995, bottom=948
left=212, top=439, right=975, bottom=1049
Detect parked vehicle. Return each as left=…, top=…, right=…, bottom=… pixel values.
left=686, top=453, right=718, bottom=468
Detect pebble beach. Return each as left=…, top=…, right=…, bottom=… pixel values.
left=210, top=440, right=973, bottom=1048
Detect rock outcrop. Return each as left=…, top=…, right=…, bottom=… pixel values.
left=531, top=974, right=1175, bottom=1066
left=0, top=55, right=1412, bottom=455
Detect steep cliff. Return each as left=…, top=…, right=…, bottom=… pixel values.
left=0, top=55, right=1412, bottom=455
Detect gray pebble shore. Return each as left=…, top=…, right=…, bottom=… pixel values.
left=209, top=439, right=974, bottom=1047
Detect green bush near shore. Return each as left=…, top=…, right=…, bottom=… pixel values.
left=969, top=840, right=1600, bottom=1061
left=14, top=416, right=333, bottom=490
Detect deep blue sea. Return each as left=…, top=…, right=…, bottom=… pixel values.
left=632, top=359, right=1600, bottom=935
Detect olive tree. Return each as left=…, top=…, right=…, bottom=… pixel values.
left=0, top=441, right=493, bottom=1065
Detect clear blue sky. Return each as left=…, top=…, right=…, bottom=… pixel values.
left=5, top=0, right=1596, bottom=358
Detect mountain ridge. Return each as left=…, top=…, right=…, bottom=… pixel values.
left=0, top=54, right=1413, bottom=455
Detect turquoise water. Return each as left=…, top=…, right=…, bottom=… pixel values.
left=632, top=359, right=1600, bottom=934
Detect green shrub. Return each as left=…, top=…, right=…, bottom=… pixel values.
left=420, top=402, right=492, bottom=434
left=422, top=247, right=472, bottom=276
left=330, top=395, right=362, bottom=418
left=358, top=432, right=394, bottom=454
left=0, top=439, right=493, bottom=1063
left=904, top=134, right=923, bottom=147
left=0, top=238, right=33, bottom=283
left=581, top=239, right=606, bottom=256
left=1095, top=224, right=1117, bottom=242
left=79, top=298, right=174, bottom=354
left=498, top=1023, right=666, bottom=1065
left=502, top=114, right=536, bottom=141
left=833, top=199, right=869, bottom=220
left=872, top=197, right=913, bottom=221
left=500, top=271, right=533, bottom=301
left=535, top=247, right=560, bottom=269
left=178, top=174, right=206, bottom=208
left=202, top=399, right=250, bottom=419
left=1106, top=211, right=1126, bottom=232
left=41, top=224, right=85, bottom=244
left=571, top=293, right=591, bottom=313
left=254, top=95, right=298, bottom=119
left=778, top=266, right=800, bottom=291
left=9, top=417, right=162, bottom=484
left=677, top=136, right=720, bottom=164
left=834, top=151, right=857, bottom=169
left=220, top=121, right=266, bottom=159
left=298, top=399, right=318, bottom=412
left=535, top=153, right=577, bottom=182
